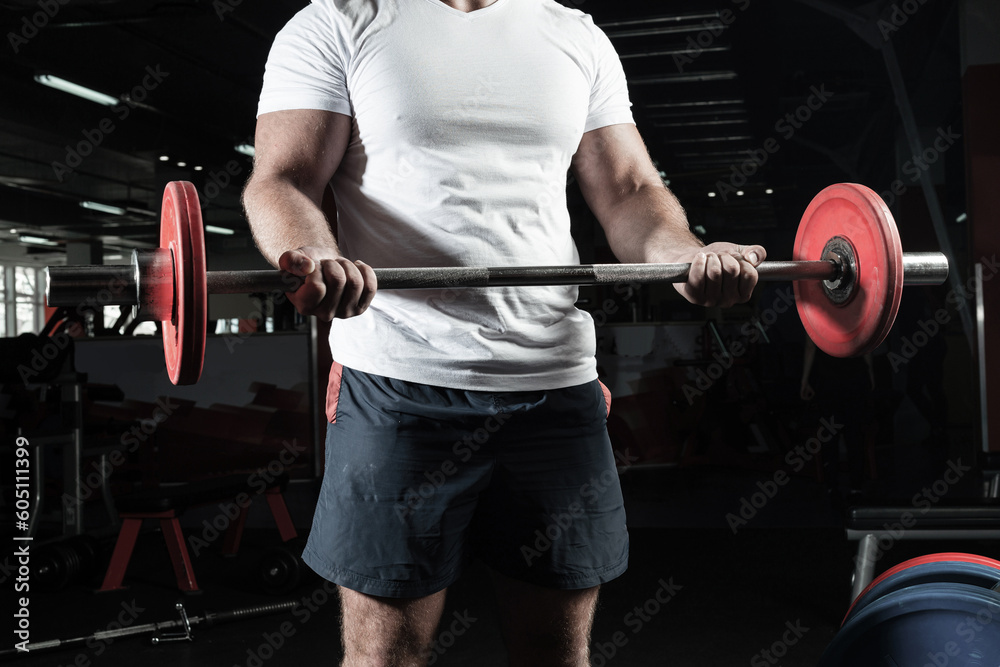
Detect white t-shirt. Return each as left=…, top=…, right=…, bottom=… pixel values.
left=258, top=0, right=634, bottom=391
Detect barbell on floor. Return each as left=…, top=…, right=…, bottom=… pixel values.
left=45, top=181, right=948, bottom=385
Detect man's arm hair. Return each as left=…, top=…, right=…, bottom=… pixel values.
left=243, top=109, right=352, bottom=267
left=570, top=123, right=764, bottom=308
left=570, top=123, right=703, bottom=265
left=242, top=109, right=376, bottom=321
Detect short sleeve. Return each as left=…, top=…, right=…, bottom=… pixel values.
left=584, top=23, right=634, bottom=133
left=256, top=3, right=353, bottom=118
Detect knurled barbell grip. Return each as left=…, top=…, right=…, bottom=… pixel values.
left=44, top=253, right=949, bottom=308
left=208, top=261, right=839, bottom=294
left=208, top=253, right=948, bottom=292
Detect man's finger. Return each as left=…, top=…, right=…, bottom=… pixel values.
left=686, top=252, right=708, bottom=302
left=314, top=259, right=348, bottom=322
left=737, top=257, right=758, bottom=303
left=703, top=253, right=723, bottom=306
left=334, top=260, right=367, bottom=318
left=279, top=250, right=316, bottom=276
left=355, top=260, right=378, bottom=313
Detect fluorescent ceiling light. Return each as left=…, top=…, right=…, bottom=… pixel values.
left=956, top=212, right=967, bottom=223
left=708, top=192, right=717, bottom=198
left=765, top=188, right=774, bottom=195
left=20, top=235, right=58, bottom=246
left=177, top=161, right=187, bottom=167
left=653, top=119, right=750, bottom=129
left=234, top=143, right=255, bottom=157
left=205, top=225, right=235, bottom=235
left=599, top=12, right=721, bottom=29
left=620, top=46, right=728, bottom=60
left=194, top=166, right=204, bottom=171
left=159, top=155, right=170, bottom=161
left=666, top=135, right=754, bottom=144
left=80, top=201, right=126, bottom=215
left=630, top=72, right=739, bottom=85
left=34, top=74, right=118, bottom=106
left=646, top=99, right=745, bottom=109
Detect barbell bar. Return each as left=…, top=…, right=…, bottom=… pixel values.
left=44, top=181, right=949, bottom=385
left=47, top=253, right=947, bottom=305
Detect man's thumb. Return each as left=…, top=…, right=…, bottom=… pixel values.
left=281, top=251, right=315, bottom=276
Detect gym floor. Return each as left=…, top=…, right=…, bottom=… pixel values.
left=13, top=463, right=995, bottom=666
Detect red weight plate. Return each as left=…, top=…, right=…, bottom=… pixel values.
left=160, top=181, right=207, bottom=385
left=843, top=552, right=1000, bottom=625
left=793, top=184, right=904, bottom=357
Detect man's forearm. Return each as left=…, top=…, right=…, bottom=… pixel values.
left=243, top=174, right=341, bottom=268
left=600, top=183, right=704, bottom=264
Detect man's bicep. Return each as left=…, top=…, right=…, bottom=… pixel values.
left=571, top=123, right=662, bottom=220
left=252, top=109, right=352, bottom=202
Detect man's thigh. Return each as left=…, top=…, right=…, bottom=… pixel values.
left=339, top=586, right=448, bottom=665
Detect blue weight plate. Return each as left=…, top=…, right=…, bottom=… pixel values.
left=844, top=560, right=1000, bottom=627
left=820, top=583, right=1000, bottom=667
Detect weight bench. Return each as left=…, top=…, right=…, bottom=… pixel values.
left=100, top=474, right=297, bottom=593
left=846, top=502, right=1000, bottom=600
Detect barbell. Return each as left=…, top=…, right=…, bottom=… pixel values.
left=45, top=181, right=949, bottom=385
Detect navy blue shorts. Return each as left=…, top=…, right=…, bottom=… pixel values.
left=301, top=364, right=629, bottom=598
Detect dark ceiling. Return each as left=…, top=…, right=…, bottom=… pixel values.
left=0, top=0, right=966, bottom=265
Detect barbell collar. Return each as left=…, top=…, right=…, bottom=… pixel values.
left=899, top=252, right=951, bottom=286
left=45, top=263, right=139, bottom=308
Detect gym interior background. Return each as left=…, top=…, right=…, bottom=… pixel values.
left=2, top=0, right=999, bottom=664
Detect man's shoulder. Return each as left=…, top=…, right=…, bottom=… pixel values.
left=309, top=0, right=383, bottom=34
left=535, top=0, right=595, bottom=25
left=532, top=0, right=604, bottom=39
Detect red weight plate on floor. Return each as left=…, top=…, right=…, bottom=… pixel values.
left=843, top=552, right=1000, bottom=625
left=160, top=181, right=207, bottom=385
left=793, top=184, right=904, bottom=357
